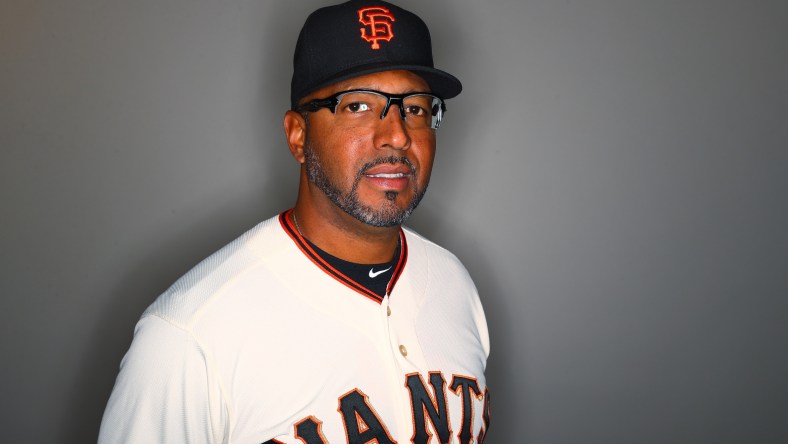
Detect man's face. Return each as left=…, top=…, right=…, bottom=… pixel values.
left=301, top=70, right=436, bottom=227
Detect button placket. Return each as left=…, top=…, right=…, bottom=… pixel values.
left=379, top=295, right=413, bottom=437
left=383, top=297, right=411, bottom=366
left=386, top=295, right=428, bottom=370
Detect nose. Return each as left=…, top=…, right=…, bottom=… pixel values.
left=374, top=103, right=411, bottom=151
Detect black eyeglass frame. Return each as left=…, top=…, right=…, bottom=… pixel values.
left=294, top=89, right=447, bottom=129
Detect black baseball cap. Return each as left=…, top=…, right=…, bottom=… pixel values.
left=290, top=0, right=462, bottom=109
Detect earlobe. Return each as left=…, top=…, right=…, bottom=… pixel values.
left=283, top=110, right=307, bottom=164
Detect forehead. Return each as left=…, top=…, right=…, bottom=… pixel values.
left=305, top=70, right=430, bottom=101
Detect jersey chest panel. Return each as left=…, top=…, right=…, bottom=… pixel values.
left=115, top=215, right=491, bottom=444
left=193, top=238, right=489, bottom=443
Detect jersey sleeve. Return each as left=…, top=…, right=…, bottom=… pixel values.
left=98, top=314, right=228, bottom=443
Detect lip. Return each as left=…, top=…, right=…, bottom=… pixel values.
left=362, top=164, right=413, bottom=191
left=363, top=164, right=414, bottom=176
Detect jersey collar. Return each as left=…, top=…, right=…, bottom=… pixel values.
left=279, top=209, right=408, bottom=304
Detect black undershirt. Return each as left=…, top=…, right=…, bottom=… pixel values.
left=303, top=238, right=399, bottom=297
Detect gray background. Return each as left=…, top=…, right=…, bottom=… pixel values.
left=1, top=0, right=786, bottom=442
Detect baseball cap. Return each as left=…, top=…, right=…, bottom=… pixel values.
left=290, top=0, right=462, bottom=109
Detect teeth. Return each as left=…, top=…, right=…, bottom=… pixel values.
left=368, top=173, right=406, bottom=178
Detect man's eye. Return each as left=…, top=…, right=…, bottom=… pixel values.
left=404, top=105, right=426, bottom=116
left=346, top=102, right=371, bottom=113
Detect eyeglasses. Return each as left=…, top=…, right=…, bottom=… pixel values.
left=295, top=89, right=446, bottom=130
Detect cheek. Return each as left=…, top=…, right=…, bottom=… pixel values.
left=411, top=133, right=437, bottom=174
left=316, top=129, right=372, bottom=177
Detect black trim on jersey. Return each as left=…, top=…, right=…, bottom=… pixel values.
left=387, top=231, right=407, bottom=295
left=279, top=209, right=408, bottom=304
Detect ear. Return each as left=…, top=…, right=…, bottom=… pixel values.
left=283, top=110, right=307, bottom=164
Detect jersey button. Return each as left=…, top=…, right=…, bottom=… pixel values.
left=387, top=306, right=392, bottom=316
left=399, top=344, right=408, bottom=357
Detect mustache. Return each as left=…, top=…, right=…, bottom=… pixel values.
left=358, top=156, right=416, bottom=176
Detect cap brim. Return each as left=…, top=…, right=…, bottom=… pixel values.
left=294, top=62, right=462, bottom=106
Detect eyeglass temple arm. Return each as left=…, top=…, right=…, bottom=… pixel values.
left=296, top=98, right=339, bottom=113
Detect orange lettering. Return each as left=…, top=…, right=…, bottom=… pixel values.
left=358, top=6, right=395, bottom=50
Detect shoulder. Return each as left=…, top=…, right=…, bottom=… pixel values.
left=142, top=214, right=290, bottom=328
left=402, top=226, right=457, bottom=258
left=401, top=226, right=480, bottom=303
left=401, top=227, right=490, bottom=359
left=402, top=226, right=472, bottom=278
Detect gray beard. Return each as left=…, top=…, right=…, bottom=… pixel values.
left=303, top=139, right=426, bottom=228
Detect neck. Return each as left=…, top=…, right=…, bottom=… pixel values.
left=291, top=202, right=401, bottom=264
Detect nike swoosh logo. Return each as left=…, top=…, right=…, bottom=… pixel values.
left=369, top=266, right=392, bottom=278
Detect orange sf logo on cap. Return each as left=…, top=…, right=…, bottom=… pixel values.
left=358, top=6, right=395, bottom=50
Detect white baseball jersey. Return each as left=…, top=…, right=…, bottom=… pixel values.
left=99, top=211, right=490, bottom=443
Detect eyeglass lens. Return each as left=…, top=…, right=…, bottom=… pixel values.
left=334, top=92, right=442, bottom=129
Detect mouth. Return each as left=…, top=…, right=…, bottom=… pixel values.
left=361, top=156, right=415, bottom=176
left=362, top=171, right=411, bottom=192
left=365, top=172, right=410, bottom=179
left=359, top=158, right=415, bottom=192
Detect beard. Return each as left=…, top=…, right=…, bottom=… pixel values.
left=303, top=139, right=427, bottom=228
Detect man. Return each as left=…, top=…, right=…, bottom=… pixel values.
left=99, top=1, right=490, bottom=442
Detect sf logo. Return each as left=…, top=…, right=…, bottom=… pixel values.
left=358, top=6, right=395, bottom=50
